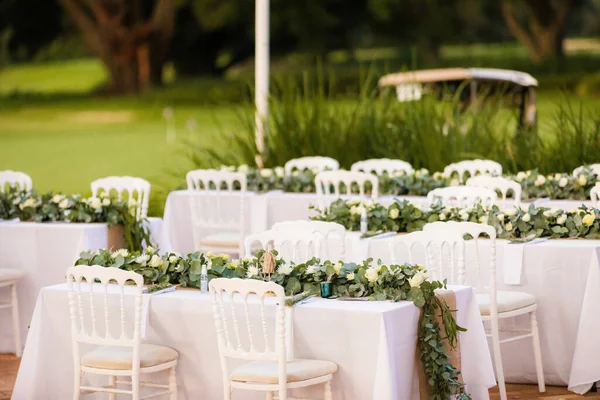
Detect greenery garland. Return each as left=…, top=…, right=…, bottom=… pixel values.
left=312, top=197, right=600, bottom=240
left=76, top=248, right=471, bottom=399
left=0, top=188, right=151, bottom=252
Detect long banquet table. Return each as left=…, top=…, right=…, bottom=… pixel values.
left=12, top=283, right=495, bottom=400
left=0, top=218, right=170, bottom=353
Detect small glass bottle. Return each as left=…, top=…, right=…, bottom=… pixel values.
left=200, top=264, right=208, bottom=293
left=360, top=207, right=368, bottom=234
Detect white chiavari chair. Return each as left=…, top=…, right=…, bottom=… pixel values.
left=91, top=176, right=151, bottom=220
left=350, top=158, right=413, bottom=176
left=209, top=278, right=337, bottom=400
left=315, top=170, right=379, bottom=210
left=66, top=265, right=179, bottom=399
left=186, top=169, right=247, bottom=256
left=444, top=159, right=503, bottom=182
left=466, top=176, right=522, bottom=205
left=271, top=220, right=346, bottom=261
left=244, top=229, right=322, bottom=264
left=423, top=221, right=544, bottom=400
left=573, top=163, right=600, bottom=177
left=0, top=170, right=32, bottom=193
left=427, top=186, right=498, bottom=208
left=591, top=186, right=600, bottom=207
left=284, top=157, right=339, bottom=175
left=0, top=268, right=24, bottom=357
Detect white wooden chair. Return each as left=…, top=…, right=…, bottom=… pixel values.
left=573, top=164, right=600, bottom=177
left=284, top=156, right=339, bottom=175
left=91, top=176, right=151, bottom=220
left=271, top=220, right=346, bottom=260
left=466, top=176, right=522, bottom=205
left=244, top=229, right=322, bottom=264
left=209, top=278, right=337, bottom=400
left=427, top=186, right=498, bottom=208
left=186, top=169, right=247, bottom=256
left=591, top=186, right=600, bottom=207
left=350, top=158, right=413, bottom=176
left=0, top=268, right=24, bottom=357
left=315, top=170, right=379, bottom=210
left=422, top=221, right=545, bottom=400
left=444, top=159, right=503, bottom=182
left=66, top=265, right=179, bottom=399
left=0, top=170, right=32, bottom=193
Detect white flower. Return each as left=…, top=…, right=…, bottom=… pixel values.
left=347, top=198, right=361, bottom=206
left=365, top=267, right=379, bottom=283
left=543, top=209, right=555, bottom=218
left=19, top=198, right=37, bottom=210
left=364, top=199, right=375, bottom=210
left=350, top=205, right=365, bottom=216
left=346, top=272, right=355, bottom=281
left=219, top=253, right=230, bottom=260
left=408, top=271, right=427, bottom=288
left=111, top=249, right=129, bottom=258
left=246, top=266, right=259, bottom=278
left=557, top=214, right=567, bottom=225
left=459, top=210, right=469, bottom=221
left=333, top=262, right=343, bottom=274
left=260, top=168, right=273, bottom=178
left=534, top=175, right=546, bottom=187
left=52, top=194, right=63, bottom=203
left=206, top=258, right=213, bottom=270
left=497, top=213, right=505, bottom=221
left=168, top=255, right=178, bottom=263
left=306, top=265, right=319, bottom=274
left=420, top=168, right=429, bottom=175
left=554, top=173, right=563, bottom=181
left=89, top=197, right=102, bottom=210
left=389, top=208, right=400, bottom=219
left=102, top=198, right=110, bottom=206
left=505, top=222, right=513, bottom=231
left=277, top=262, right=294, bottom=275
left=415, top=170, right=421, bottom=178
left=522, top=213, right=531, bottom=222
left=478, top=215, right=488, bottom=224
left=148, top=254, right=164, bottom=268
left=206, top=251, right=215, bottom=257
left=59, top=198, right=70, bottom=209
left=275, top=167, right=285, bottom=178
left=438, top=213, right=446, bottom=221
left=237, top=164, right=249, bottom=174
left=146, top=246, right=155, bottom=254
left=505, top=208, right=516, bottom=216
left=583, top=214, right=595, bottom=227
left=516, top=171, right=527, bottom=182
left=578, top=174, right=587, bottom=186
left=230, top=259, right=240, bottom=269
left=99, top=192, right=109, bottom=199
left=413, top=203, right=422, bottom=211
left=450, top=179, right=460, bottom=186
left=135, top=254, right=150, bottom=266
left=559, top=177, right=569, bottom=187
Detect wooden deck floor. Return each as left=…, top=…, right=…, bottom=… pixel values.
left=1, top=353, right=599, bottom=399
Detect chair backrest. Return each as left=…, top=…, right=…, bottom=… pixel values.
left=315, top=170, right=379, bottom=209
left=209, top=278, right=288, bottom=392
left=284, top=156, right=339, bottom=174
left=443, top=159, right=502, bottom=182
left=388, top=230, right=466, bottom=284
left=271, top=220, right=346, bottom=260
left=91, top=176, right=151, bottom=220
left=573, top=164, right=600, bottom=177
left=66, top=265, right=144, bottom=373
left=186, top=169, right=247, bottom=254
left=244, top=229, right=321, bottom=263
left=0, top=170, right=32, bottom=193
left=350, top=158, right=413, bottom=176
left=591, top=186, right=600, bottom=207
left=427, top=186, right=498, bottom=208
left=466, top=175, right=521, bottom=205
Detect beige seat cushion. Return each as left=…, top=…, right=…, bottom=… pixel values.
left=477, top=291, right=536, bottom=315
left=231, top=359, right=338, bottom=384
left=81, top=344, right=179, bottom=370
left=199, top=232, right=240, bottom=249
left=0, top=268, right=25, bottom=283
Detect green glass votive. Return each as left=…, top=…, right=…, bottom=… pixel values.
left=320, top=282, right=332, bottom=298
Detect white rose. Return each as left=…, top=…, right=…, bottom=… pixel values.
left=347, top=198, right=361, bottom=206
left=102, top=198, right=111, bottom=206
left=218, top=253, right=229, bottom=260
left=365, top=267, right=379, bottom=283
left=206, top=251, right=215, bottom=257
left=146, top=246, right=155, bottom=254
left=389, top=208, right=400, bottom=219
left=433, top=172, right=442, bottom=179
left=554, top=173, right=563, bottom=181
left=534, top=175, right=546, bottom=187
left=260, top=168, right=273, bottom=178
left=246, top=266, right=259, bottom=278
left=364, top=199, right=375, bottom=210
left=522, top=213, right=531, bottom=222
left=505, top=208, right=516, bottom=216
left=350, top=205, right=365, bottom=216
left=420, top=168, right=429, bottom=175
left=306, top=265, right=319, bottom=274
left=583, top=214, right=595, bottom=227
left=497, top=213, right=505, bottom=221
left=89, top=197, right=102, bottom=210
left=277, top=262, right=294, bottom=275
left=333, top=262, right=343, bottom=274
left=168, top=255, right=178, bottom=263
left=230, top=259, right=240, bottom=268
left=275, top=167, right=285, bottom=178
left=135, top=254, right=150, bottom=266
left=148, top=254, right=164, bottom=268
left=505, top=222, right=513, bottom=231
left=111, top=249, right=129, bottom=258
left=516, top=171, right=527, bottom=182
left=438, top=213, right=446, bottom=221
left=578, top=174, right=587, bottom=186
left=559, top=177, right=568, bottom=187
left=415, top=170, right=421, bottom=178
left=346, top=272, right=355, bottom=281
left=557, top=214, right=567, bottom=225
left=479, top=215, right=488, bottom=224
left=59, top=198, right=70, bottom=209
left=237, top=164, right=249, bottom=174
left=408, top=271, right=427, bottom=288
left=413, top=203, right=422, bottom=211
left=459, top=210, right=469, bottom=221
left=52, top=194, right=63, bottom=203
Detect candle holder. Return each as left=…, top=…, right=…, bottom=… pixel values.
left=320, top=282, right=332, bottom=298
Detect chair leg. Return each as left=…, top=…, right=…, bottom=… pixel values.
left=324, top=380, right=332, bottom=400
left=530, top=310, right=545, bottom=392
left=108, top=376, right=116, bottom=400
left=169, top=367, right=178, bottom=400
left=131, top=373, right=140, bottom=400
left=11, top=283, right=21, bottom=357
left=490, top=318, right=507, bottom=400
left=224, top=381, right=232, bottom=400
left=72, top=368, right=81, bottom=400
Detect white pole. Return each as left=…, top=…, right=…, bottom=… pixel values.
left=255, top=0, right=269, bottom=168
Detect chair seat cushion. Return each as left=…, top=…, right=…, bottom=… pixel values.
left=477, top=291, right=536, bottom=315
left=0, top=268, right=24, bottom=282
left=199, top=232, right=241, bottom=249
left=81, top=344, right=179, bottom=370
left=230, top=359, right=338, bottom=384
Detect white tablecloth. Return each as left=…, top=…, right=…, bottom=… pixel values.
left=0, top=218, right=170, bottom=353
left=344, top=233, right=600, bottom=394
left=12, top=284, right=495, bottom=400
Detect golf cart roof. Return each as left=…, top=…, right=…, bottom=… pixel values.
left=379, top=68, right=538, bottom=88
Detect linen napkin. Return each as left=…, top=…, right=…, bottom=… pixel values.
left=503, top=238, right=548, bottom=285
